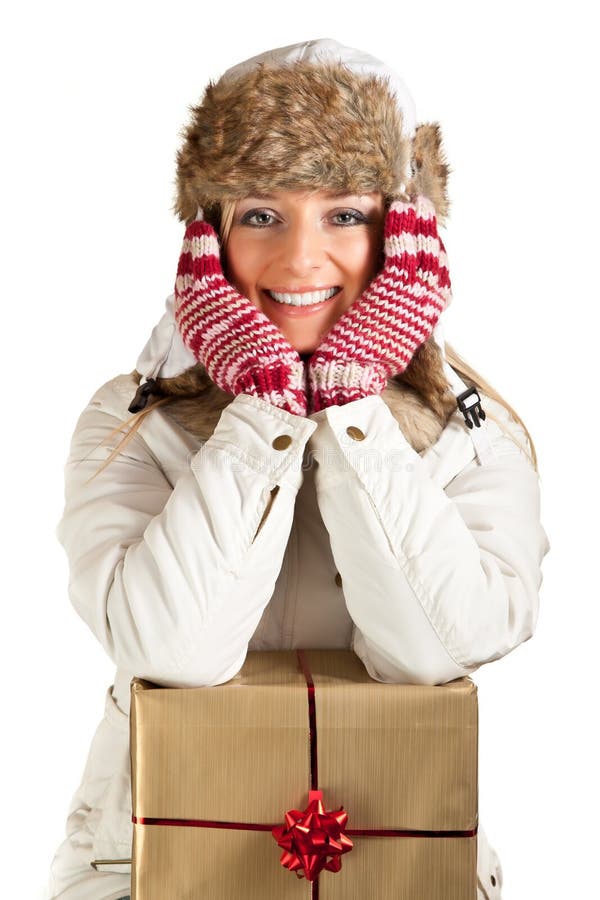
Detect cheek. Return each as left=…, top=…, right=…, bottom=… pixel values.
left=223, top=237, right=263, bottom=294
left=346, top=232, right=384, bottom=288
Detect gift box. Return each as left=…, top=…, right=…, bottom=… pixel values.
left=130, top=649, right=478, bottom=899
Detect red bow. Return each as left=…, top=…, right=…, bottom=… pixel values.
left=271, top=790, right=353, bottom=882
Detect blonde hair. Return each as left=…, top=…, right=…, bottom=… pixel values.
left=86, top=199, right=539, bottom=483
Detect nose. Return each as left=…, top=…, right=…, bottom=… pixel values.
left=279, top=220, right=326, bottom=275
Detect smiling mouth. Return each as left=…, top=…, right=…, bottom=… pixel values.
left=263, top=286, right=342, bottom=307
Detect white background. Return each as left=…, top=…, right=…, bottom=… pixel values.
left=2, top=2, right=598, bottom=897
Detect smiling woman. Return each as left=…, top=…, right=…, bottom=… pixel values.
left=45, top=38, right=549, bottom=900
left=171, top=185, right=452, bottom=416
left=221, top=190, right=385, bottom=353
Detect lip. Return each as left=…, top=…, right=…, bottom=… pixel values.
left=261, top=288, right=341, bottom=317
left=265, top=285, right=340, bottom=293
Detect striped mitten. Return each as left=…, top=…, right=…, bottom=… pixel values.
left=307, top=195, right=452, bottom=412
left=174, top=213, right=307, bottom=416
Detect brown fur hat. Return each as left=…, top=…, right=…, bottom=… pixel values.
left=173, top=54, right=451, bottom=227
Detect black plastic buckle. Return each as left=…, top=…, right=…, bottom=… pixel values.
left=128, top=377, right=158, bottom=414
left=456, top=387, right=486, bottom=429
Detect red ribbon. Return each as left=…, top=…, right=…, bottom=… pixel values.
left=271, top=789, right=353, bottom=882
left=269, top=649, right=354, bottom=884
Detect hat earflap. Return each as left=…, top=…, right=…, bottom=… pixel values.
left=405, top=122, right=451, bottom=229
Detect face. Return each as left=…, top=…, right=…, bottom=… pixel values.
left=223, top=189, right=386, bottom=355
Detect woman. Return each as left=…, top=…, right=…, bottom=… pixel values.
left=45, top=38, right=550, bottom=900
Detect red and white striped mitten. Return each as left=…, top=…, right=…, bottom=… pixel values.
left=174, top=214, right=307, bottom=416
left=307, top=195, right=452, bottom=412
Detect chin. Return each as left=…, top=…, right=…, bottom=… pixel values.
left=289, top=338, right=318, bottom=356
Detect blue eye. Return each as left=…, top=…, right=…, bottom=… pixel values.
left=240, top=208, right=369, bottom=228
left=241, top=210, right=276, bottom=227
left=331, top=210, right=368, bottom=226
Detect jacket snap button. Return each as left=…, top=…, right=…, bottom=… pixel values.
left=272, top=434, right=292, bottom=450
left=334, top=572, right=343, bottom=587
left=346, top=426, right=365, bottom=441
left=490, top=875, right=496, bottom=887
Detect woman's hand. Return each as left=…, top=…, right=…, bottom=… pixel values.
left=306, top=195, right=452, bottom=412
left=174, top=216, right=307, bottom=416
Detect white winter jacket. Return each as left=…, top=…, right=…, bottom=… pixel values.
left=45, top=318, right=550, bottom=900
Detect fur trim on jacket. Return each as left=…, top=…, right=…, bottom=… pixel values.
left=134, top=337, right=458, bottom=454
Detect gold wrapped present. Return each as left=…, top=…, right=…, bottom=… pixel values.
left=130, top=649, right=478, bottom=898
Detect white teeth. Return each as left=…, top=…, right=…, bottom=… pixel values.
left=266, top=287, right=339, bottom=306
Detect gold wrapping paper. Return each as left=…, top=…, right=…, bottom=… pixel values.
left=130, top=649, right=478, bottom=899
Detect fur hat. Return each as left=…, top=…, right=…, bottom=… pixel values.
left=173, top=38, right=451, bottom=227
